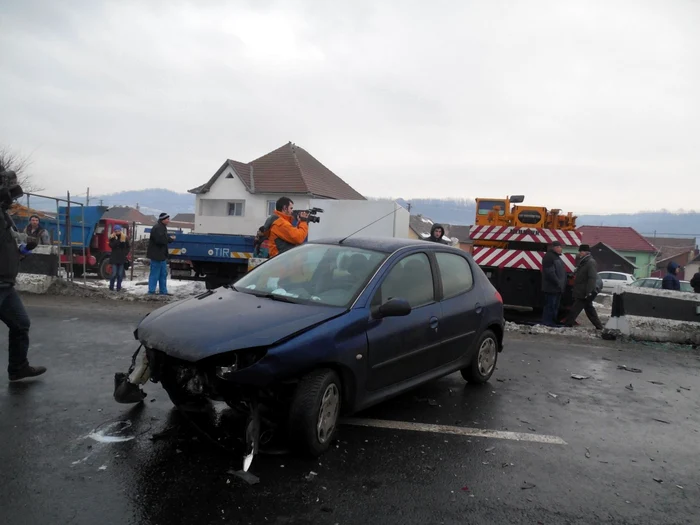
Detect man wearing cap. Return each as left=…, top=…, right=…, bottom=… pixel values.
left=541, top=241, right=566, bottom=326
left=108, top=224, right=130, bottom=291
left=147, top=213, right=175, bottom=295
left=564, top=244, right=604, bottom=330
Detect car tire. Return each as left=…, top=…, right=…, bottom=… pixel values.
left=288, top=368, right=342, bottom=457
left=461, top=330, right=499, bottom=384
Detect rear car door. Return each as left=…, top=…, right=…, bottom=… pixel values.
left=366, top=252, right=441, bottom=391
left=433, top=251, right=484, bottom=367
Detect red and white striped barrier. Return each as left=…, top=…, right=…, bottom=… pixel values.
left=472, top=247, right=578, bottom=272
left=470, top=226, right=581, bottom=246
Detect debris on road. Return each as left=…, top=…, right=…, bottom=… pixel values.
left=653, top=478, right=663, bottom=483
left=625, top=384, right=634, bottom=391
left=648, top=381, right=664, bottom=385
left=98, top=465, right=107, bottom=471
left=618, top=365, right=643, bottom=373
left=485, top=447, right=495, bottom=453
left=585, top=448, right=591, bottom=459
left=571, top=374, right=589, bottom=380
left=228, top=469, right=260, bottom=485
left=652, top=418, right=671, bottom=425
left=678, top=386, right=691, bottom=391
left=461, top=486, right=470, bottom=492
left=428, top=399, right=438, bottom=407
left=305, top=471, right=318, bottom=482
left=548, top=392, right=558, bottom=399
left=521, top=482, right=536, bottom=490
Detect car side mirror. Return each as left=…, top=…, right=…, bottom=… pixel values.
left=372, top=298, right=412, bottom=319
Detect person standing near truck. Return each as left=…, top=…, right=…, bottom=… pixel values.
left=147, top=213, right=175, bottom=295
left=108, top=224, right=130, bottom=292
left=564, top=244, right=604, bottom=330
left=661, top=261, right=681, bottom=291
left=540, top=241, right=566, bottom=326
left=25, top=214, right=50, bottom=245
left=263, top=197, right=309, bottom=258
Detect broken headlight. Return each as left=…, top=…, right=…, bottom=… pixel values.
left=214, top=348, right=266, bottom=380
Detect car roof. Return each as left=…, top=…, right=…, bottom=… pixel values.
left=309, top=236, right=448, bottom=254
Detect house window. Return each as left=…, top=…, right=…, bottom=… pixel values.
left=625, top=256, right=637, bottom=264
left=267, top=200, right=276, bottom=216
left=228, top=201, right=245, bottom=216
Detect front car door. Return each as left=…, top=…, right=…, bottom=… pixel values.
left=433, top=251, right=484, bottom=367
left=365, top=252, right=441, bottom=391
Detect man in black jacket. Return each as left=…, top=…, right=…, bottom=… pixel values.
left=564, top=244, right=603, bottom=330
left=147, top=213, right=175, bottom=295
left=0, top=170, right=46, bottom=381
left=427, top=224, right=449, bottom=244
left=541, top=241, right=566, bottom=326
left=691, top=271, right=700, bottom=294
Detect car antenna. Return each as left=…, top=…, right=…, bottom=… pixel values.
left=338, top=206, right=401, bottom=244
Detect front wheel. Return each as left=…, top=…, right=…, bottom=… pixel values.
left=461, top=330, right=499, bottom=384
left=288, top=369, right=341, bottom=457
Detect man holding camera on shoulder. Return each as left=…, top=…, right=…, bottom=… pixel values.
left=262, top=197, right=311, bottom=258
left=0, top=168, right=46, bottom=382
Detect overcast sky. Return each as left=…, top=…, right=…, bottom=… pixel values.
left=1, top=0, right=698, bottom=214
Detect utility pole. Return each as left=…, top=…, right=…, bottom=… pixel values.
left=407, top=202, right=412, bottom=213
left=86, top=187, right=90, bottom=206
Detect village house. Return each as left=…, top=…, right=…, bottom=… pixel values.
left=408, top=215, right=473, bottom=253
left=188, top=142, right=365, bottom=235
left=643, top=236, right=698, bottom=279
left=577, top=226, right=658, bottom=278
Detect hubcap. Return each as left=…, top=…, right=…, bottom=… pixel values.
left=317, top=383, right=340, bottom=444
left=477, top=337, right=497, bottom=376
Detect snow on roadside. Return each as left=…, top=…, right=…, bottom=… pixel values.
left=505, top=321, right=599, bottom=340
left=52, top=276, right=206, bottom=302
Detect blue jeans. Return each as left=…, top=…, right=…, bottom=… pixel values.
left=148, top=260, right=168, bottom=294
left=0, top=286, right=31, bottom=375
left=541, top=292, right=562, bottom=326
left=109, top=264, right=124, bottom=290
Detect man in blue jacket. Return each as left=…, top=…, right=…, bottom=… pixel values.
left=661, top=261, right=681, bottom=291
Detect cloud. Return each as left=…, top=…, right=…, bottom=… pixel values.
left=0, top=0, right=698, bottom=214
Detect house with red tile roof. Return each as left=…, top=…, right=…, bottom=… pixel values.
left=577, top=226, right=659, bottom=278
left=189, top=142, right=365, bottom=234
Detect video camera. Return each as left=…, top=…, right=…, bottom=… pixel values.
left=293, top=207, right=324, bottom=224
left=0, top=169, right=24, bottom=210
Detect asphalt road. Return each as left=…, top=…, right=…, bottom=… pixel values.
left=1, top=294, right=699, bottom=525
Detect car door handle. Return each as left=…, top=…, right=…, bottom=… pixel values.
left=429, top=316, right=439, bottom=330
left=475, top=303, right=483, bottom=314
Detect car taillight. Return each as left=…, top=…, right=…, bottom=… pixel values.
left=495, top=291, right=503, bottom=304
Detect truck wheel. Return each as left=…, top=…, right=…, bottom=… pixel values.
left=288, top=369, right=341, bottom=457
left=73, top=266, right=84, bottom=278
left=98, top=257, right=112, bottom=280
left=461, top=330, right=499, bottom=384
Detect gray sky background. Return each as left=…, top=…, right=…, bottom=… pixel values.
left=1, top=0, right=698, bottom=214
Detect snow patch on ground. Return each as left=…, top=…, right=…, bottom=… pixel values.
left=505, top=321, right=599, bottom=339
left=47, top=276, right=205, bottom=302
left=620, top=287, right=699, bottom=301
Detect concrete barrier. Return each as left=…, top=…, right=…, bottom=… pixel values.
left=15, top=245, right=60, bottom=294
left=603, top=287, right=700, bottom=345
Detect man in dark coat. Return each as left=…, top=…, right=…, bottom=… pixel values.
left=108, top=224, right=130, bottom=291
left=661, top=261, right=681, bottom=291
left=564, top=244, right=603, bottom=330
left=541, top=241, right=566, bottom=326
left=428, top=223, right=449, bottom=244
left=691, top=271, right=700, bottom=294
left=25, top=215, right=50, bottom=245
left=147, top=213, right=175, bottom=295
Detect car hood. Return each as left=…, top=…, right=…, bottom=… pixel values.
left=136, top=288, right=346, bottom=362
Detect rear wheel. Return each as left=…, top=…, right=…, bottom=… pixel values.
left=461, top=330, right=499, bottom=384
left=288, top=369, right=341, bottom=457
left=98, top=257, right=112, bottom=280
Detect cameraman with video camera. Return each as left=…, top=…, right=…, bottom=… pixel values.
left=0, top=168, right=46, bottom=381
left=262, top=196, right=313, bottom=258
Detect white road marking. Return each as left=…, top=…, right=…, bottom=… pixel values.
left=342, top=418, right=567, bottom=445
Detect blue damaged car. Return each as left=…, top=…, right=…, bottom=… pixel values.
left=122, top=237, right=504, bottom=463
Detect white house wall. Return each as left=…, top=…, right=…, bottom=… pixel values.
left=194, top=164, right=313, bottom=235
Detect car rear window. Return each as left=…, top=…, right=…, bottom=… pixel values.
left=436, top=252, right=474, bottom=299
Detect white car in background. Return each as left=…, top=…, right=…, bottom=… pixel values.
left=598, top=271, right=636, bottom=294
left=628, top=277, right=694, bottom=293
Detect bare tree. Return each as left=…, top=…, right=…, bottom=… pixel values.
left=0, top=145, right=44, bottom=193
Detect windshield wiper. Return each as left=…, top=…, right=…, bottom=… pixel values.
left=259, top=292, right=298, bottom=303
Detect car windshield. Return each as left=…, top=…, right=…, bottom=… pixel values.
left=233, top=244, right=387, bottom=307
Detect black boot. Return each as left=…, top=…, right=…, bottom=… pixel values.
left=9, top=365, right=47, bottom=381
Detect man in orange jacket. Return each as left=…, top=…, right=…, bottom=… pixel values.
left=262, top=197, right=309, bottom=258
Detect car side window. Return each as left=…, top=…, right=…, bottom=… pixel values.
left=599, top=273, right=610, bottom=279
left=373, top=253, right=435, bottom=308
left=436, top=252, right=474, bottom=299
